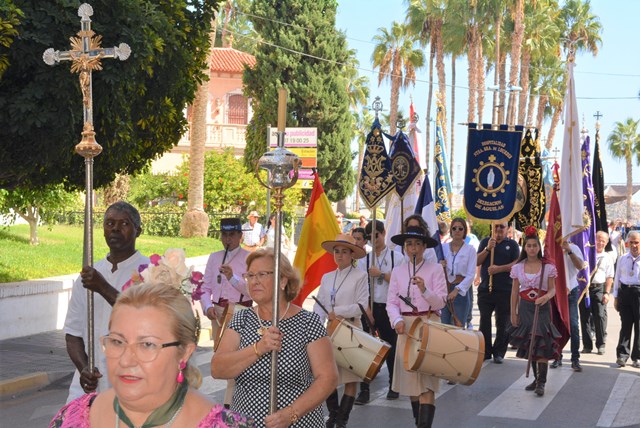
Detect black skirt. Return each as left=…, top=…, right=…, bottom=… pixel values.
left=509, top=299, right=561, bottom=361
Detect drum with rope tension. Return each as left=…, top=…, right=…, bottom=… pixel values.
left=404, top=318, right=484, bottom=385
left=327, top=318, right=391, bottom=383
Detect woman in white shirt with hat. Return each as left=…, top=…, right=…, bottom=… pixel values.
left=313, top=233, right=368, bottom=428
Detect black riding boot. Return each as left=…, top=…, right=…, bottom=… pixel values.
left=335, top=395, right=356, bottom=428
left=411, top=400, right=420, bottom=426
left=535, top=362, right=548, bottom=397
left=355, top=382, right=370, bottom=405
left=325, top=389, right=339, bottom=428
left=417, top=404, right=435, bottom=428
left=525, top=362, right=538, bottom=391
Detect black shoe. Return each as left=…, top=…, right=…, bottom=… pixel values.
left=493, top=356, right=504, bottom=364
left=550, top=359, right=561, bottom=369
left=354, top=390, right=370, bottom=405
left=386, top=389, right=399, bottom=400
left=571, top=360, right=582, bottom=372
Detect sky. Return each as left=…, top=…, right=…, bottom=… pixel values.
left=335, top=0, right=640, bottom=197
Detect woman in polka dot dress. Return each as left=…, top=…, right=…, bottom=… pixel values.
left=212, top=249, right=338, bottom=428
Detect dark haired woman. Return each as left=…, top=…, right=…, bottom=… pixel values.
left=509, top=227, right=562, bottom=397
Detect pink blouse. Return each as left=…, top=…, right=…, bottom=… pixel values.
left=510, top=261, right=557, bottom=292
left=49, top=393, right=255, bottom=428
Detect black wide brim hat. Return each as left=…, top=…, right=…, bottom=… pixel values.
left=218, top=217, right=243, bottom=232
left=391, top=226, right=438, bottom=248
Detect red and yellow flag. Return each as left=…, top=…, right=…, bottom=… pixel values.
left=293, top=174, right=340, bottom=306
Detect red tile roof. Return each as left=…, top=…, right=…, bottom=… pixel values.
left=210, top=48, right=256, bottom=73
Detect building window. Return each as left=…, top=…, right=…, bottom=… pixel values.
left=228, top=94, right=248, bottom=124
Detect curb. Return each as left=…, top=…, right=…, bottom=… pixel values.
left=0, top=371, right=72, bottom=399
left=0, top=372, right=49, bottom=398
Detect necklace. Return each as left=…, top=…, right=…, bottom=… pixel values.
left=330, top=266, right=353, bottom=309
left=376, top=248, right=388, bottom=284
left=256, top=302, right=291, bottom=336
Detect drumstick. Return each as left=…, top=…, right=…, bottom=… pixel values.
left=312, top=295, right=330, bottom=315
left=358, top=303, right=377, bottom=337
left=217, top=244, right=229, bottom=284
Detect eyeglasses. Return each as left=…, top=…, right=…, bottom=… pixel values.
left=243, top=271, right=274, bottom=282
left=451, top=226, right=465, bottom=232
left=494, top=225, right=506, bottom=229
left=101, top=336, right=180, bottom=362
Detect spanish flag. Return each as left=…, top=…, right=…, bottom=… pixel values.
left=293, top=174, right=340, bottom=306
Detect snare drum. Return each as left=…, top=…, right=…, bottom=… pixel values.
left=327, top=319, right=391, bottom=383
left=212, top=303, right=244, bottom=351
left=404, top=318, right=484, bottom=385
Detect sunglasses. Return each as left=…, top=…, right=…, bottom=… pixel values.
left=451, top=226, right=465, bottom=232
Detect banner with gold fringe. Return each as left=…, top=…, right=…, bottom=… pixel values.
left=463, top=124, right=524, bottom=223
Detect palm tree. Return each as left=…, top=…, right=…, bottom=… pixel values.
left=505, top=0, right=525, bottom=128
left=517, top=0, right=561, bottom=126
left=344, top=51, right=370, bottom=110
left=180, top=20, right=216, bottom=237
left=371, top=21, right=425, bottom=135
left=559, top=0, right=602, bottom=62
left=607, top=118, right=640, bottom=222
left=353, top=108, right=375, bottom=212
left=405, top=0, right=445, bottom=165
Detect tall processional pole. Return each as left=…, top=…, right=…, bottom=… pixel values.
left=43, top=3, right=131, bottom=370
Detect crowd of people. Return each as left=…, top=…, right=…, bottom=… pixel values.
left=50, top=201, right=640, bottom=428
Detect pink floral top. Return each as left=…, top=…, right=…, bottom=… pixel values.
left=49, top=393, right=255, bottom=428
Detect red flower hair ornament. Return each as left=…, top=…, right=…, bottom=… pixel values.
left=524, top=226, right=537, bottom=238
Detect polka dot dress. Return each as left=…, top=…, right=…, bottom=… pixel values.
left=228, top=309, right=327, bottom=428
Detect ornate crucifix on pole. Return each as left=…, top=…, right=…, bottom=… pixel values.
left=43, top=3, right=130, bottom=371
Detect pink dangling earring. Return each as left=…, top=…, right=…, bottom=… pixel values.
left=177, top=360, right=186, bottom=383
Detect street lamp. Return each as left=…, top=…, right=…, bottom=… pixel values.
left=255, top=88, right=300, bottom=414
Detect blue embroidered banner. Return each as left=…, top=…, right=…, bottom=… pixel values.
left=358, top=118, right=395, bottom=208
left=463, top=124, right=524, bottom=223
left=389, top=130, right=421, bottom=200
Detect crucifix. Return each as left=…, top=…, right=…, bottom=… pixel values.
left=594, top=111, right=603, bottom=131
left=43, top=3, right=130, bottom=372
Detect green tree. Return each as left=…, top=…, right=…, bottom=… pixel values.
left=372, top=21, right=425, bottom=136
left=173, top=149, right=302, bottom=223
left=607, top=118, right=640, bottom=222
left=0, top=0, right=22, bottom=79
left=0, top=184, right=79, bottom=245
left=0, top=0, right=218, bottom=190
left=242, top=0, right=354, bottom=202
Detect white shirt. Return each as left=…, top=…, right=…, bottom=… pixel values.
left=64, top=251, right=149, bottom=402
left=242, top=222, right=265, bottom=246
left=357, top=247, right=404, bottom=303
left=612, top=252, right=640, bottom=298
left=313, top=266, right=369, bottom=325
left=564, top=243, right=585, bottom=291
left=592, top=250, right=615, bottom=285
left=442, top=242, right=477, bottom=296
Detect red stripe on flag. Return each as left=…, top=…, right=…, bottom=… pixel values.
left=293, top=252, right=336, bottom=306
left=544, top=164, right=570, bottom=350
